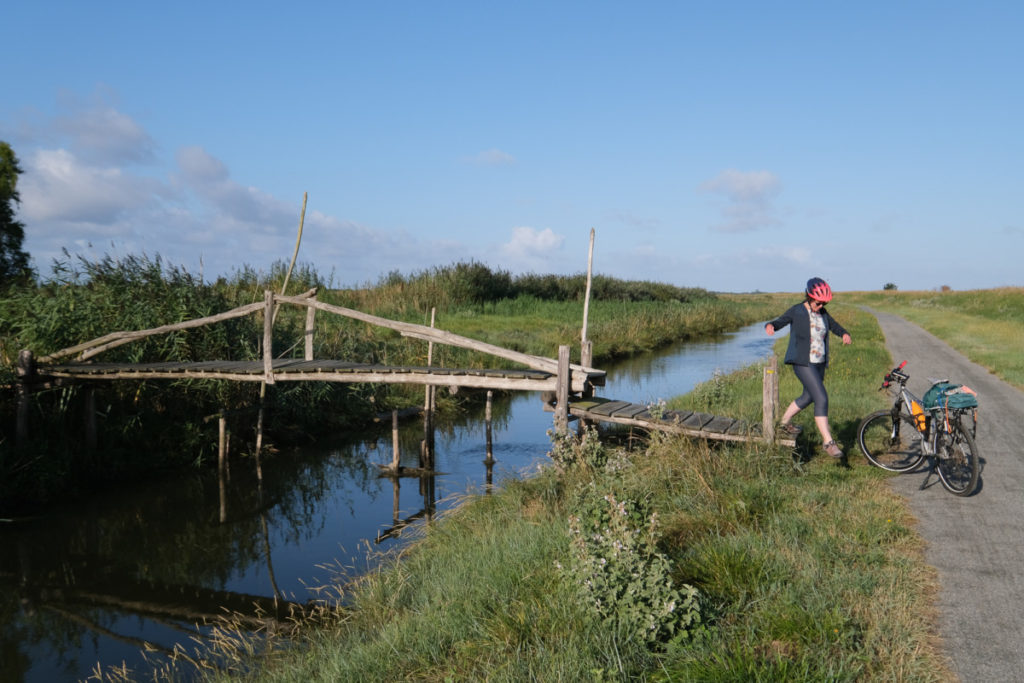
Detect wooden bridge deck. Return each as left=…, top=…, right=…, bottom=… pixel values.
left=42, top=359, right=606, bottom=393
left=561, top=396, right=796, bottom=447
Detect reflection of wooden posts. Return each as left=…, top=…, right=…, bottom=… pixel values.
left=762, top=355, right=779, bottom=441
left=555, top=345, right=570, bottom=434
left=218, top=413, right=229, bottom=522
left=16, top=350, right=34, bottom=444
left=84, top=386, right=97, bottom=451
left=392, top=476, right=401, bottom=526
left=423, top=467, right=435, bottom=522
left=256, top=387, right=268, bottom=483
left=218, top=415, right=228, bottom=472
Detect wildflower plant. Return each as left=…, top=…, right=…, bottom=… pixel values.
left=546, top=425, right=608, bottom=472
left=562, top=484, right=703, bottom=647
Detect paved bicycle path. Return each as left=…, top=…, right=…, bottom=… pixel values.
left=867, top=310, right=1024, bottom=682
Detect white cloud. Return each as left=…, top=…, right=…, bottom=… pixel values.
left=462, top=148, right=516, bottom=166
left=496, top=226, right=566, bottom=273
left=20, top=148, right=162, bottom=224
left=700, top=169, right=782, bottom=233
left=502, top=226, right=564, bottom=256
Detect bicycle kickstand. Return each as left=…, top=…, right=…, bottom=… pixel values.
left=919, top=457, right=937, bottom=490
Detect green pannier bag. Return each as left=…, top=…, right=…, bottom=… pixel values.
left=922, top=382, right=979, bottom=411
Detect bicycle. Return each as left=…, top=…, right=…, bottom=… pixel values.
left=857, top=361, right=980, bottom=496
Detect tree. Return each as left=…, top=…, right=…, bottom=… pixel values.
left=1, top=141, right=31, bottom=285
left=883, top=282, right=897, bottom=291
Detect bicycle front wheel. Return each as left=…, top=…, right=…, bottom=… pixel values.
left=935, top=420, right=980, bottom=496
left=857, top=410, right=927, bottom=472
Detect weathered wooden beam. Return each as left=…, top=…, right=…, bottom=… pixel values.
left=762, top=355, right=779, bottom=441
left=40, top=302, right=266, bottom=363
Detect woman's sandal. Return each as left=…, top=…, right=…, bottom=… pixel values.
left=823, top=440, right=844, bottom=458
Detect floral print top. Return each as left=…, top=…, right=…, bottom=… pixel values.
left=808, top=310, right=826, bottom=364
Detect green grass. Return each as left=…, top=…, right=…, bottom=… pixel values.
left=133, top=300, right=953, bottom=682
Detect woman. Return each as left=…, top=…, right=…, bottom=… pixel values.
left=765, top=277, right=852, bottom=457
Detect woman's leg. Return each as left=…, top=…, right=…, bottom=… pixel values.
left=791, top=364, right=839, bottom=446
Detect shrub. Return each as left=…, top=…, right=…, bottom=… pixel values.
left=561, top=483, right=703, bottom=647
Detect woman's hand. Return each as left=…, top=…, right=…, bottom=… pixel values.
left=765, top=324, right=775, bottom=336
left=842, top=333, right=852, bottom=345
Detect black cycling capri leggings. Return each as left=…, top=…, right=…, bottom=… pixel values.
left=792, top=363, right=829, bottom=417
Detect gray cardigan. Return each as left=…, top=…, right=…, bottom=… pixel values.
left=767, top=302, right=849, bottom=367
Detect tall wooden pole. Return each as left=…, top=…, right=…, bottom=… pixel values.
left=581, top=228, right=595, bottom=363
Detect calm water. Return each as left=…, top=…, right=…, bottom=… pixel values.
left=0, top=323, right=778, bottom=682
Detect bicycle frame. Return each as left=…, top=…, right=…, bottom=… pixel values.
left=888, top=382, right=941, bottom=453
left=882, top=374, right=937, bottom=451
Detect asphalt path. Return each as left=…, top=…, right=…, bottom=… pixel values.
left=866, top=310, right=1024, bottom=682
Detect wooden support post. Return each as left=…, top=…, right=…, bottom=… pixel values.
left=262, top=290, right=275, bottom=384
left=304, top=296, right=316, bottom=361
left=555, top=345, right=570, bottom=434
left=485, top=390, right=494, bottom=463
left=16, top=350, right=35, bottom=444
left=762, top=355, right=779, bottom=441
left=391, top=409, right=400, bottom=471
left=219, top=415, right=227, bottom=473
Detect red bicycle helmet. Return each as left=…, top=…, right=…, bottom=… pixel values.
left=806, top=277, right=833, bottom=303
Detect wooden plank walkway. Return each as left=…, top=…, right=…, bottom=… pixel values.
left=42, top=359, right=606, bottom=393
left=561, top=396, right=796, bottom=447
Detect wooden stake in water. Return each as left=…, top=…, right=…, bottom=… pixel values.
left=391, top=409, right=401, bottom=470
left=485, top=390, right=494, bottom=463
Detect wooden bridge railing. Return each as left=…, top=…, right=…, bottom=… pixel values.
left=36, top=288, right=600, bottom=382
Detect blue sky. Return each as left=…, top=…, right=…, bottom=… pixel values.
left=2, top=2, right=1021, bottom=293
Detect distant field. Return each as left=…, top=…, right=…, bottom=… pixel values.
left=843, top=288, right=1024, bottom=390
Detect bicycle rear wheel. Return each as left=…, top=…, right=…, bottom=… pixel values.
left=857, top=410, right=927, bottom=472
left=935, top=419, right=980, bottom=496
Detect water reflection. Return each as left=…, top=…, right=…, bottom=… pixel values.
left=0, top=323, right=777, bottom=682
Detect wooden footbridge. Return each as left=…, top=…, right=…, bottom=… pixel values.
left=14, top=288, right=793, bottom=448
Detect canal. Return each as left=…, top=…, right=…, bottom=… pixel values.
left=0, top=323, right=779, bottom=682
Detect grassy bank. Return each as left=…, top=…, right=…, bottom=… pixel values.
left=135, top=303, right=952, bottom=681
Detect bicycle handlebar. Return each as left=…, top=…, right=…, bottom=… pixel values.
left=881, top=360, right=909, bottom=389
